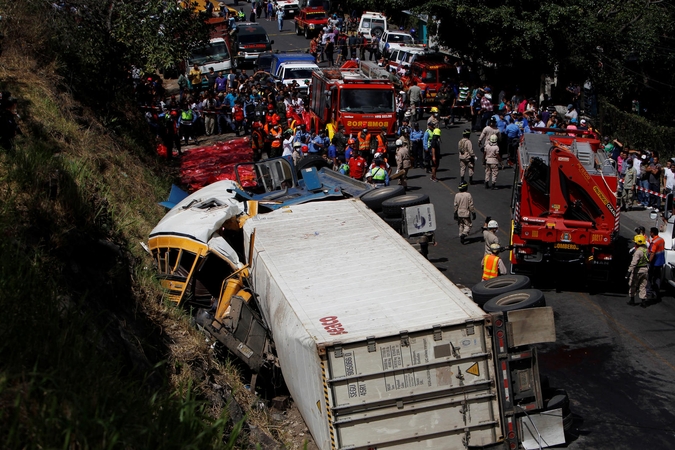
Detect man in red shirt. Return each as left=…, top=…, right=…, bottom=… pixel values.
left=349, top=151, right=367, bottom=181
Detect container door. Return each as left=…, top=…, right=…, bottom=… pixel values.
left=325, top=322, right=502, bottom=449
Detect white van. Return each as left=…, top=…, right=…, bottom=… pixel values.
left=386, top=46, right=427, bottom=74
left=357, top=11, right=387, bottom=42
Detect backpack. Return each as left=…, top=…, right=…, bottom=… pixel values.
left=234, top=106, right=245, bottom=122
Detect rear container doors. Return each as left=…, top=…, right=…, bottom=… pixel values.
left=325, top=321, right=503, bottom=449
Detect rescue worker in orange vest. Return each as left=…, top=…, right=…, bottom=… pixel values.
left=358, top=128, right=372, bottom=152
left=251, top=121, right=265, bottom=160
left=375, top=126, right=387, bottom=154
left=269, top=124, right=283, bottom=157
left=482, top=243, right=507, bottom=280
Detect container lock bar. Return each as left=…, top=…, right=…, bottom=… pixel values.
left=367, top=336, right=376, bottom=353
left=399, top=330, right=409, bottom=347
left=433, top=325, right=442, bottom=341
left=334, top=345, right=343, bottom=358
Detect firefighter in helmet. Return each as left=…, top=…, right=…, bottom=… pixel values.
left=358, top=128, right=371, bottom=153
left=482, top=243, right=507, bottom=280
left=483, top=219, right=500, bottom=255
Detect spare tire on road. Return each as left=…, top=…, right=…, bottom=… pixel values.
left=381, top=193, right=430, bottom=218
left=482, top=289, right=545, bottom=313
left=471, top=275, right=531, bottom=306
left=360, top=185, right=405, bottom=212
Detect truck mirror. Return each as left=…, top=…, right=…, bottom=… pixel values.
left=665, top=193, right=673, bottom=219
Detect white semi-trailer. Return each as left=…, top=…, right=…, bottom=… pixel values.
left=243, top=199, right=563, bottom=450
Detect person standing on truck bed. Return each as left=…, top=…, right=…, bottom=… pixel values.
left=407, top=81, right=422, bottom=121
left=482, top=243, right=507, bottom=280
left=621, top=158, right=637, bottom=211
left=458, top=129, right=476, bottom=184
left=627, top=234, right=650, bottom=307
left=454, top=181, right=476, bottom=244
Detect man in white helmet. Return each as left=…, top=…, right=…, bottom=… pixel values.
left=483, top=134, right=501, bottom=189
left=483, top=219, right=500, bottom=255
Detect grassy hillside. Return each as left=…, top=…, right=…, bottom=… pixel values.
left=0, top=31, right=286, bottom=450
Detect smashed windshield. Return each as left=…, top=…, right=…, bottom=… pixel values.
left=340, top=88, right=394, bottom=113
left=188, top=42, right=230, bottom=65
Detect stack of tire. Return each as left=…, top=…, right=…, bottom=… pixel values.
left=359, top=186, right=429, bottom=234
left=472, top=277, right=573, bottom=434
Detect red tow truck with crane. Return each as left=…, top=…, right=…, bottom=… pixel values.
left=307, top=61, right=397, bottom=142
left=509, top=132, right=620, bottom=281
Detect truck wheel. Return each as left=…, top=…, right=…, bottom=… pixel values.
left=382, top=216, right=403, bottom=233
left=471, top=275, right=531, bottom=306
left=482, top=289, right=545, bottom=313
left=371, top=26, right=384, bottom=38
left=381, top=193, right=430, bottom=218
left=360, top=185, right=405, bottom=212
left=295, top=23, right=300, bottom=35
left=304, top=27, right=309, bottom=39
left=295, top=154, right=329, bottom=175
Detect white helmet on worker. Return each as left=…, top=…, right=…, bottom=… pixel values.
left=395, top=139, right=403, bottom=146
left=489, top=243, right=501, bottom=253
left=488, top=220, right=499, bottom=229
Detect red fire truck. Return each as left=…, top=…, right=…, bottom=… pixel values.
left=510, top=133, right=619, bottom=281
left=402, top=52, right=456, bottom=100
left=308, top=63, right=397, bottom=140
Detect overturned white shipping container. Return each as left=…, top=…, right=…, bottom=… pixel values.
left=243, top=199, right=520, bottom=449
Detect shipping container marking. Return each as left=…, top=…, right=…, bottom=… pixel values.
left=320, top=316, right=348, bottom=336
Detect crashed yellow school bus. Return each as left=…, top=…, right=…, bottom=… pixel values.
left=148, top=158, right=375, bottom=373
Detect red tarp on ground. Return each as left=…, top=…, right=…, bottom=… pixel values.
left=179, top=137, right=255, bottom=192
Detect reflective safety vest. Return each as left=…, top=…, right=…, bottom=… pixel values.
left=636, top=247, right=649, bottom=268
left=482, top=254, right=500, bottom=280
left=181, top=110, right=193, bottom=121
left=358, top=133, right=371, bottom=151
left=375, top=134, right=386, bottom=152
left=370, top=167, right=387, bottom=184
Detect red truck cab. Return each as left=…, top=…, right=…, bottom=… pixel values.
left=294, top=7, right=329, bottom=38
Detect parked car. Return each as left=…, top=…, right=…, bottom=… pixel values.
left=378, top=30, right=415, bottom=55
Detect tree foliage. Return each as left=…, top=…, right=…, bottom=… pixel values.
left=351, top=0, right=675, bottom=123
left=1, top=0, right=208, bottom=102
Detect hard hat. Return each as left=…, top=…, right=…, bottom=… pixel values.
left=488, top=220, right=498, bottom=229
left=362, top=128, right=368, bottom=133
left=271, top=140, right=281, bottom=148
left=404, top=110, right=412, bottom=118
left=433, top=128, right=441, bottom=136
left=293, top=141, right=302, bottom=148
left=463, top=128, right=471, bottom=136
left=395, top=139, right=403, bottom=146
left=430, top=106, right=439, bottom=113
left=634, top=235, right=647, bottom=245
left=489, top=134, right=498, bottom=143
left=459, top=181, right=468, bottom=191
left=347, top=138, right=356, bottom=145
left=301, top=145, right=309, bottom=153
left=489, top=243, right=501, bottom=253
left=267, top=103, right=274, bottom=110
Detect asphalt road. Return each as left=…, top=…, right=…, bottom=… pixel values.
left=256, top=14, right=675, bottom=449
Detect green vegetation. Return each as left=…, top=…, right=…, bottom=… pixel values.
left=0, top=2, right=276, bottom=449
